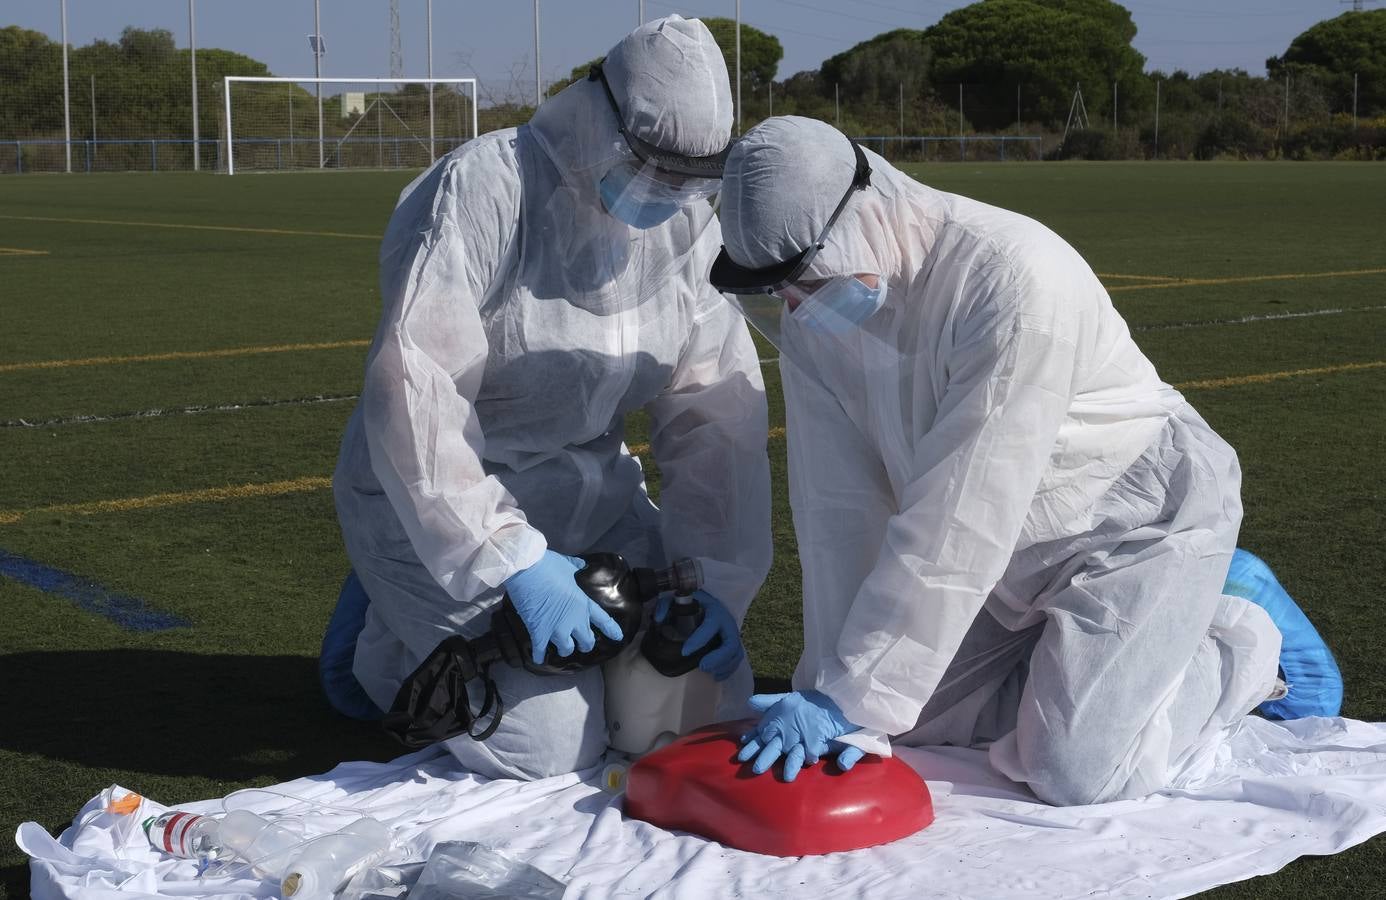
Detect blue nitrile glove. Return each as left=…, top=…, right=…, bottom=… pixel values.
left=653, top=589, right=745, bottom=681
left=737, top=690, right=866, bottom=781
left=503, top=550, right=624, bottom=665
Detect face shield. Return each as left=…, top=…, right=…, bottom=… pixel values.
left=590, top=63, right=729, bottom=229
left=515, top=17, right=733, bottom=316
left=710, top=139, right=877, bottom=348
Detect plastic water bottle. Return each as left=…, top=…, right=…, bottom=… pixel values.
left=280, top=817, right=392, bottom=899
left=216, top=809, right=304, bottom=877
left=143, top=811, right=223, bottom=863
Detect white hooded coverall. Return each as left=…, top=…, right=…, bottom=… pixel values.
left=333, top=18, right=772, bottom=780
left=720, top=117, right=1280, bottom=805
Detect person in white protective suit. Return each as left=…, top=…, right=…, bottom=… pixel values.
left=710, top=116, right=1287, bottom=806
left=320, top=16, right=772, bottom=780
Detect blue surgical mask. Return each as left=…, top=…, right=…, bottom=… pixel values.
left=599, top=164, right=681, bottom=229
left=793, top=277, right=887, bottom=333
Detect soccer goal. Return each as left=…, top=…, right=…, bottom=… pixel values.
left=221, top=77, right=479, bottom=174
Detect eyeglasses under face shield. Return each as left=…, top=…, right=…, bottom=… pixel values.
left=708, top=138, right=873, bottom=298
left=589, top=62, right=728, bottom=205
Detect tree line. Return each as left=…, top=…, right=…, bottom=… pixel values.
left=0, top=25, right=267, bottom=142
left=761, top=2, right=1386, bottom=159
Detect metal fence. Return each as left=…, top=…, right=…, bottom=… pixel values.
left=3, top=134, right=1045, bottom=175
left=4, top=139, right=221, bottom=174
left=857, top=136, right=1045, bottom=163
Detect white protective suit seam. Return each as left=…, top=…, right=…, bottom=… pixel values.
left=461, top=137, right=546, bottom=580
left=648, top=271, right=773, bottom=618
left=688, top=224, right=731, bottom=328
left=384, top=135, right=542, bottom=592
left=925, top=201, right=1070, bottom=341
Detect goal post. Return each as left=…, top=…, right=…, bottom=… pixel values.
left=222, top=76, right=479, bottom=175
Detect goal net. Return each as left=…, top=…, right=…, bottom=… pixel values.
left=221, top=77, right=479, bottom=174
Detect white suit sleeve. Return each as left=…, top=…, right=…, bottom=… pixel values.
left=647, top=282, right=772, bottom=623
left=816, top=280, right=1079, bottom=739
left=361, top=147, right=546, bottom=604
left=782, top=355, right=899, bottom=754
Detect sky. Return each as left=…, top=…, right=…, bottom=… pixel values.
left=5, top=0, right=1348, bottom=101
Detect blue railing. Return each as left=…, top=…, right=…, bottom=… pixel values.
left=231, top=135, right=472, bottom=170
left=4, top=138, right=223, bottom=174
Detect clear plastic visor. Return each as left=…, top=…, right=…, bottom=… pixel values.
left=727, top=273, right=881, bottom=350
left=605, top=156, right=721, bottom=206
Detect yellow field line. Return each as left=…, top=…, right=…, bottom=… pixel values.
left=0, top=430, right=801, bottom=526
left=0, top=476, right=331, bottom=526
left=0, top=214, right=379, bottom=241
left=2, top=359, right=1377, bottom=527
left=0, top=247, right=49, bottom=257
left=0, top=339, right=370, bottom=374
left=1109, top=267, right=1386, bottom=293
left=625, top=425, right=787, bottom=459
left=1097, top=273, right=1180, bottom=282
left=1174, top=360, right=1386, bottom=391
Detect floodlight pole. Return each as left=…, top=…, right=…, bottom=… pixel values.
left=61, top=0, right=71, bottom=173
left=534, top=0, right=542, bottom=108
left=768, top=80, right=772, bottom=116
left=639, top=0, right=645, bottom=25
left=834, top=82, right=840, bottom=127
left=959, top=83, right=965, bottom=160
left=1353, top=72, right=1358, bottom=130
left=427, top=0, right=434, bottom=160
left=189, top=0, right=200, bottom=170
left=735, top=0, right=742, bottom=133
left=314, top=0, right=324, bottom=169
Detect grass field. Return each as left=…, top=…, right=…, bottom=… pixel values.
left=1, top=162, right=1383, bottom=898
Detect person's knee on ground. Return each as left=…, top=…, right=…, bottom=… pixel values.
left=319, top=570, right=386, bottom=721
left=1014, top=686, right=1195, bottom=806
left=443, top=663, right=609, bottom=781
left=1010, top=721, right=1165, bottom=807
left=1006, top=590, right=1282, bottom=807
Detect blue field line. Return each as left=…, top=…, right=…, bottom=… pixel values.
left=0, top=547, right=189, bottom=631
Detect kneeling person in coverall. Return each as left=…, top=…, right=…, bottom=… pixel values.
left=320, top=17, right=772, bottom=780
left=712, top=117, right=1341, bottom=806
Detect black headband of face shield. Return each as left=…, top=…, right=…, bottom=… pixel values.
left=708, top=138, right=872, bottom=295
left=588, top=62, right=732, bottom=179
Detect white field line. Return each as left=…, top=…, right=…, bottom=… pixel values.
left=754, top=304, right=1386, bottom=363
left=1, top=394, right=359, bottom=429
left=1131, top=305, right=1386, bottom=332
left=8, top=307, right=1379, bottom=428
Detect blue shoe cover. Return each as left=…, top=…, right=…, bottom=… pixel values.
left=1222, top=549, right=1343, bottom=719
left=319, top=570, right=386, bottom=721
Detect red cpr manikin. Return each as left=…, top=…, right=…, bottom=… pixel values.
left=625, top=720, right=934, bottom=856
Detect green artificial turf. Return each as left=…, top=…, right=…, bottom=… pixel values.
left=1, top=162, right=1383, bottom=898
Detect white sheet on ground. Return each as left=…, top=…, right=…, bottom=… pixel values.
left=18, top=715, right=1386, bottom=900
